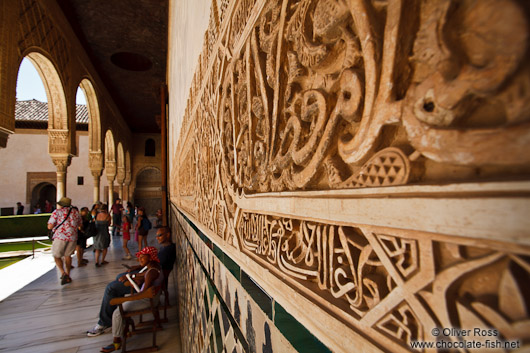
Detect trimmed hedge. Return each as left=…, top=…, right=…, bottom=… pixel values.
left=0, top=214, right=51, bottom=238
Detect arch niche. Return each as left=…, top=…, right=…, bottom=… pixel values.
left=117, top=142, right=125, bottom=199
left=133, top=167, right=162, bottom=217
left=24, top=52, right=70, bottom=151
left=104, top=130, right=117, bottom=205
left=24, top=52, right=71, bottom=200
left=78, top=78, right=101, bottom=154
left=31, top=182, right=57, bottom=213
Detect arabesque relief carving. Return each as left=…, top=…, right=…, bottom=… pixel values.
left=172, top=0, right=530, bottom=351
left=234, top=210, right=530, bottom=351
left=48, top=129, right=69, bottom=154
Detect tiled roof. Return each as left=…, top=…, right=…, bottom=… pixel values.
left=15, top=99, right=89, bottom=124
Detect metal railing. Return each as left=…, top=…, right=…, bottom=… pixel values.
left=0, top=236, right=51, bottom=259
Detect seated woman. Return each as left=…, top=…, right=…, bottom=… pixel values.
left=100, top=246, right=164, bottom=353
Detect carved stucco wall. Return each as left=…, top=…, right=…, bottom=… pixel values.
left=168, top=0, right=530, bottom=352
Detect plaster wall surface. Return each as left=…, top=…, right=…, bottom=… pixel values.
left=0, top=130, right=109, bottom=212
left=167, top=0, right=210, bottom=167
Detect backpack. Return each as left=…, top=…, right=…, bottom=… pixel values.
left=142, top=217, right=152, bottom=231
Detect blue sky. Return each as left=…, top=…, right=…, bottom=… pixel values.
left=16, top=58, right=86, bottom=105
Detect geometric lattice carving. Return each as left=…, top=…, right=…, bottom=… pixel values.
left=377, top=234, right=419, bottom=280
left=340, top=148, right=411, bottom=188
left=376, top=302, right=423, bottom=351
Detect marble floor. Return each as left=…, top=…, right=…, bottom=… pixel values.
left=0, top=235, right=182, bottom=353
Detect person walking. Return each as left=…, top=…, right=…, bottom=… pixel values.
left=76, top=207, right=90, bottom=267
left=44, top=200, right=53, bottom=213
left=94, top=204, right=111, bottom=267
left=111, top=198, right=123, bottom=237
left=136, top=207, right=150, bottom=249
left=47, top=197, right=82, bottom=285
left=16, top=202, right=24, bottom=215
left=124, top=202, right=134, bottom=223
left=121, top=215, right=132, bottom=260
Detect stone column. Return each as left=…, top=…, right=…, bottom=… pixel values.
left=116, top=166, right=126, bottom=201
left=52, top=155, right=72, bottom=200
left=124, top=171, right=132, bottom=204
left=89, top=152, right=103, bottom=203
left=49, top=129, right=71, bottom=200
left=107, top=174, right=115, bottom=207
left=106, top=160, right=117, bottom=207
left=91, top=170, right=102, bottom=203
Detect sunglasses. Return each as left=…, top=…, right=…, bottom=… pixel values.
left=156, top=233, right=168, bottom=237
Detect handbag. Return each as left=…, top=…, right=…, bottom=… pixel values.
left=48, top=207, right=73, bottom=240
left=85, top=219, right=98, bottom=238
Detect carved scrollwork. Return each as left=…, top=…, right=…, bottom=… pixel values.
left=235, top=211, right=530, bottom=351
left=217, top=0, right=419, bottom=195
left=402, top=0, right=530, bottom=166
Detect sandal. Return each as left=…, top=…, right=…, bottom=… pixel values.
left=101, top=261, right=109, bottom=265
left=60, top=274, right=67, bottom=285
left=65, top=275, right=72, bottom=283
left=101, top=343, right=120, bottom=352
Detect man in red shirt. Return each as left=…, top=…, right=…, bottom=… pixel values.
left=111, top=198, right=124, bottom=237
left=47, top=197, right=82, bottom=285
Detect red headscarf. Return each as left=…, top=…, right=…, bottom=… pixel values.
left=136, top=246, right=160, bottom=263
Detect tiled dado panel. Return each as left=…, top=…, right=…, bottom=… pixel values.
left=172, top=207, right=327, bottom=353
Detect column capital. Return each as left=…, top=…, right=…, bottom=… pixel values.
left=51, top=155, right=72, bottom=173
left=124, top=171, right=132, bottom=185
left=106, top=160, right=117, bottom=179
left=89, top=151, right=104, bottom=171
left=91, top=169, right=103, bottom=179
left=48, top=129, right=70, bottom=154
left=116, top=166, right=126, bottom=185
left=107, top=174, right=116, bottom=184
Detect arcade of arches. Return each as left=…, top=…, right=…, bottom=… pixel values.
left=1, top=0, right=530, bottom=352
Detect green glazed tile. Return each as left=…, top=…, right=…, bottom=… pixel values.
left=274, top=302, right=331, bottom=353
left=241, top=271, right=272, bottom=320
left=223, top=254, right=241, bottom=282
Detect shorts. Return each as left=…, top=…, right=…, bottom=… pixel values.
left=52, top=239, right=76, bottom=258
left=123, top=232, right=130, bottom=240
